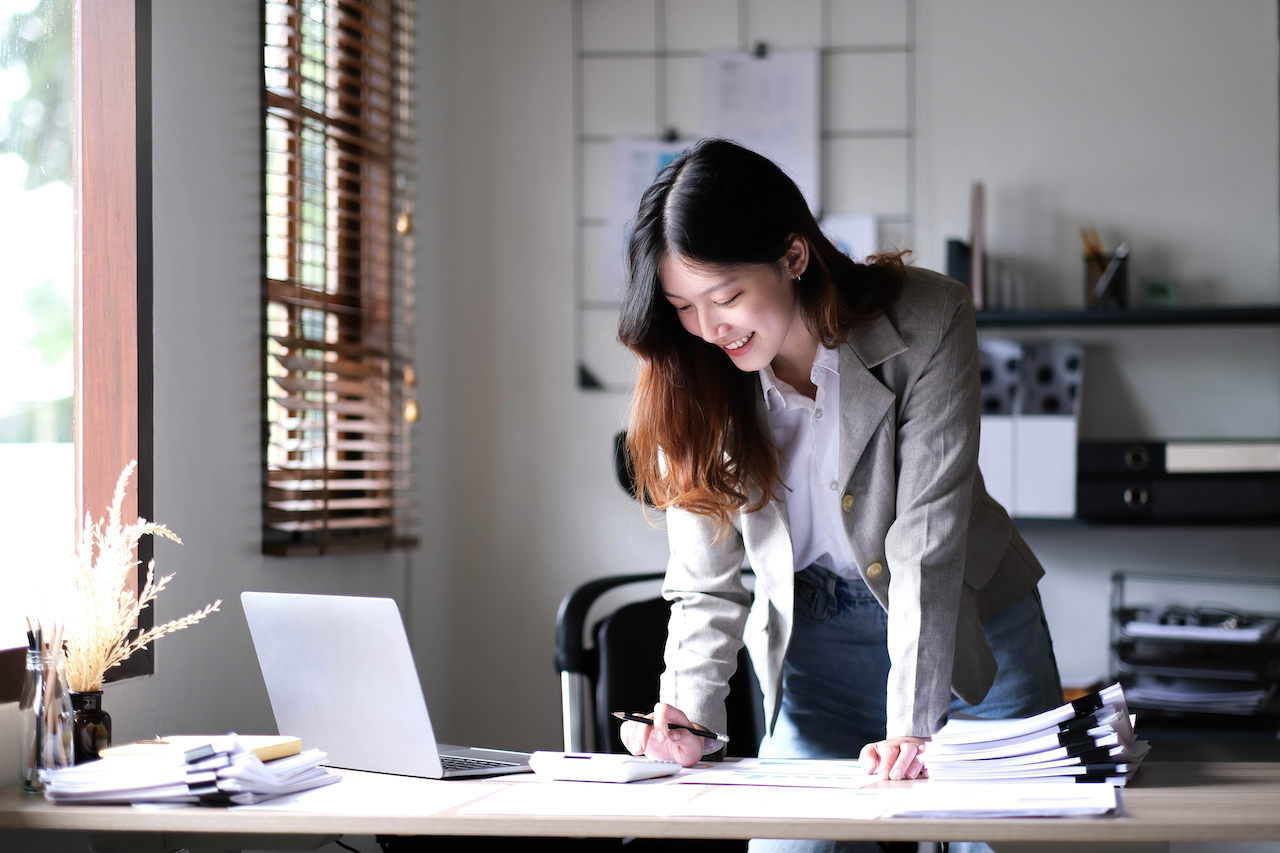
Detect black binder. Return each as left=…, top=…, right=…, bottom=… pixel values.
left=1077, top=441, right=1280, bottom=522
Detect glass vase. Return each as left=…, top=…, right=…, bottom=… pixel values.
left=70, top=690, right=112, bottom=764
left=18, top=648, right=74, bottom=791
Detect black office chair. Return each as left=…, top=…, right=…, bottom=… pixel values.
left=555, top=570, right=766, bottom=757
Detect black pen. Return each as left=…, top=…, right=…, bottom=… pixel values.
left=611, top=712, right=730, bottom=744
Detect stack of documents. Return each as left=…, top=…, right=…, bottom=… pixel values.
left=1122, top=615, right=1279, bottom=644
left=99, top=734, right=305, bottom=762
left=923, top=683, right=1148, bottom=786
left=1124, top=674, right=1274, bottom=714
left=672, top=757, right=881, bottom=789
left=1117, top=607, right=1280, bottom=715
left=41, top=735, right=340, bottom=805
left=884, top=781, right=1117, bottom=819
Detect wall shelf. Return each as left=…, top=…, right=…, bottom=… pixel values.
left=975, top=306, right=1280, bottom=328
left=1014, top=517, right=1280, bottom=531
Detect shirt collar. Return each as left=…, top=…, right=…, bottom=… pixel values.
left=812, top=343, right=840, bottom=376
left=760, top=345, right=841, bottom=411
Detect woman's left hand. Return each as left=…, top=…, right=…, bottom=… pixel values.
left=859, top=736, right=929, bottom=780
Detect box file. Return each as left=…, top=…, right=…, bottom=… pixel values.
left=1078, top=441, right=1280, bottom=522
left=978, top=340, right=1081, bottom=518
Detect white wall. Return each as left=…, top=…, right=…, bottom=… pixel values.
left=443, top=0, right=670, bottom=752
left=915, top=0, right=1280, bottom=306
left=408, top=0, right=461, bottom=740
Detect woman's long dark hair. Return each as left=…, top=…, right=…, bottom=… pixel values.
left=618, top=138, right=904, bottom=529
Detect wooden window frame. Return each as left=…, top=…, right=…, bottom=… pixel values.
left=0, top=0, right=152, bottom=701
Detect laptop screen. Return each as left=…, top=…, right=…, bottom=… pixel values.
left=242, top=591, right=445, bottom=778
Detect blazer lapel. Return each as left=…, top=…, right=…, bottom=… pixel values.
left=837, top=316, right=908, bottom=489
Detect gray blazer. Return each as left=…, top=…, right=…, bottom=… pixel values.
left=658, top=267, right=1045, bottom=741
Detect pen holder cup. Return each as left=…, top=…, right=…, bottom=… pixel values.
left=18, top=649, right=74, bottom=792
left=1085, top=253, right=1129, bottom=310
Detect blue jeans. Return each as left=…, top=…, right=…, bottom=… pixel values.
left=749, top=565, right=1063, bottom=853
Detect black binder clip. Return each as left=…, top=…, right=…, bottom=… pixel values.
left=753, top=41, right=768, bottom=58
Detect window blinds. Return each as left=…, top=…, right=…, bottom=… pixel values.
left=262, top=0, right=417, bottom=555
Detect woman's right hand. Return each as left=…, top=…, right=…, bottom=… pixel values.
left=619, top=702, right=706, bottom=767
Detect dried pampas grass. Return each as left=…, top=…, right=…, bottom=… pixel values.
left=55, top=461, right=221, bottom=692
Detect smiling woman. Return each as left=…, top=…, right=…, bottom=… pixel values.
left=615, top=138, right=1062, bottom=853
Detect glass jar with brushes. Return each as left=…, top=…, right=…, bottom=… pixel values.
left=18, top=626, right=74, bottom=792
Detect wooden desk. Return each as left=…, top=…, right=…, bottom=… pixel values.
left=1, top=763, right=1278, bottom=852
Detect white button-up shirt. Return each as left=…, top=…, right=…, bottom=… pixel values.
left=759, top=345, right=860, bottom=579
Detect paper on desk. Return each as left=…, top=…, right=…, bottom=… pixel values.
left=928, top=740, right=1149, bottom=773
left=671, top=758, right=880, bottom=789
left=1123, top=620, right=1277, bottom=644
left=884, top=782, right=1116, bottom=819
left=930, top=703, right=1133, bottom=754
left=927, top=726, right=1125, bottom=764
left=1125, top=676, right=1271, bottom=709
left=458, top=779, right=704, bottom=817
left=673, top=783, right=902, bottom=821
left=235, top=769, right=493, bottom=815
left=932, top=684, right=1127, bottom=746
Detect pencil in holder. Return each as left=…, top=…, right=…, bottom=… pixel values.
left=1085, top=252, right=1129, bottom=309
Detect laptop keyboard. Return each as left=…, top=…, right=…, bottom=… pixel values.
left=441, top=755, right=520, bottom=771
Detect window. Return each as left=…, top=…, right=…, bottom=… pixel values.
left=0, top=0, right=75, bottom=653
left=0, top=0, right=150, bottom=699
left=262, top=0, right=417, bottom=556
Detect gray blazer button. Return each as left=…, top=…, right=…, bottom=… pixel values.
left=841, top=493, right=854, bottom=512
left=865, top=562, right=883, bottom=578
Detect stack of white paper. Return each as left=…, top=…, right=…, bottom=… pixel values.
left=885, top=781, right=1117, bottom=819
left=1124, top=674, right=1274, bottom=714
left=1123, top=618, right=1278, bottom=644
left=671, top=757, right=881, bottom=790
left=41, top=737, right=340, bottom=805
left=923, top=683, right=1148, bottom=786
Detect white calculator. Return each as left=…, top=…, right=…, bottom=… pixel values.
left=528, top=751, right=682, bottom=783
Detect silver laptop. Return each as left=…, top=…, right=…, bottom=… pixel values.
left=242, top=591, right=531, bottom=779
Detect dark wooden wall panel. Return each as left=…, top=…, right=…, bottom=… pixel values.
left=74, top=0, right=138, bottom=532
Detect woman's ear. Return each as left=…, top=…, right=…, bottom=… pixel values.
left=782, top=235, right=810, bottom=279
